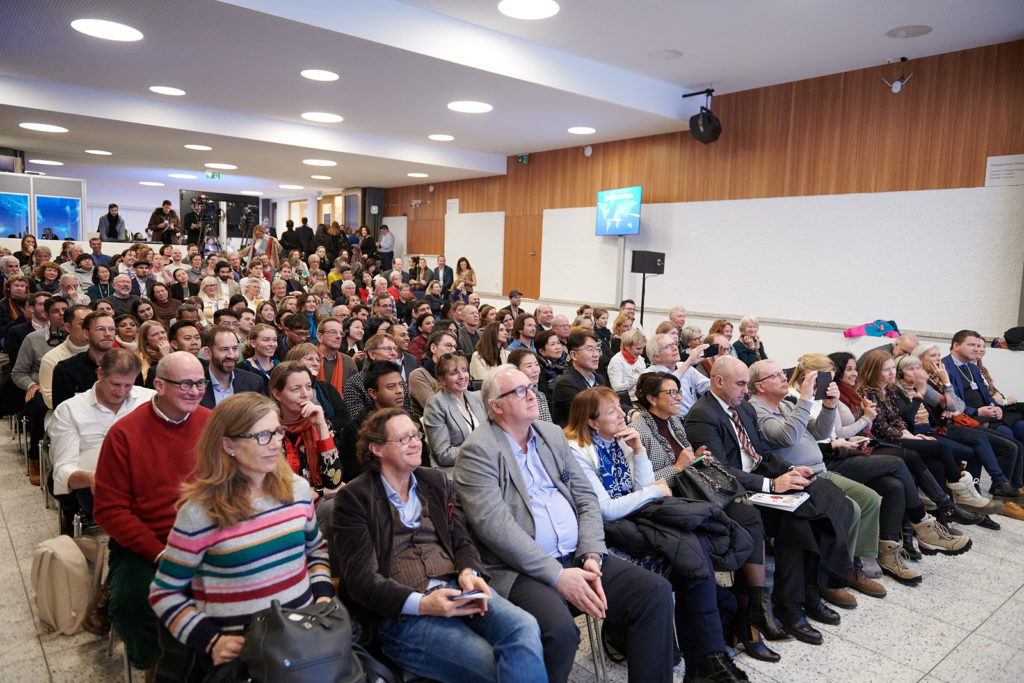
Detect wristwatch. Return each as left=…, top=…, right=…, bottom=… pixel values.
left=580, top=553, right=604, bottom=570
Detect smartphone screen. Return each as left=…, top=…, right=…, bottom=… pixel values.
left=814, top=372, right=831, bottom=400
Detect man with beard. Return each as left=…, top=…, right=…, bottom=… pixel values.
left=199, top=325, right=265, bottom=408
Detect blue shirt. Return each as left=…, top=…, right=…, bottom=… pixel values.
left=210, top=371, right=235, bottom=406
left=503, top=428, right=579, bottom=563
left=90, top=253, right=110, bottom=266
left=382, top=473, right=446, bottom=616
left=507, top=339, right=535, bottom=353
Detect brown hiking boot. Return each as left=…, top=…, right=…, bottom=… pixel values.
left=28, top=460, right=40, bottom=486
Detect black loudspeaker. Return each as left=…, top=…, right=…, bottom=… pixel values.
left=631, top=250, right=665, bottom=274
left=689, top=107, right=722, bottom=144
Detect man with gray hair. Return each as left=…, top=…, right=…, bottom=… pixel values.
left=455, top=365, right=677, bottom=683
left=857, top=334, right=918, bottom=368
left=643, top=331, right=710, bottom=418
left=1, top=254, right=25, bottom=284
left=108, top=274, right=139, bottom=316
left=58, top=272, right=89, bottom=305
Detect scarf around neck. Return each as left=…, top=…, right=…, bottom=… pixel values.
left=592, top=432, right=633, bottom=499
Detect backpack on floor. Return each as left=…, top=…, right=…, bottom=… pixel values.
left=30, top=535, right=104, bottom=635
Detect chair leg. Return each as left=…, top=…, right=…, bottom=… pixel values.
left=584, top=614, right=608, bottom=683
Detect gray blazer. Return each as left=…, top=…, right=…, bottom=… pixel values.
left=454, top=419, right=607, bottom=597
left=422, top=390, right=488, bottom=473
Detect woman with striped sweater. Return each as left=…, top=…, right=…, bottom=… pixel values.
left=149, top=393, right=334, bottom=680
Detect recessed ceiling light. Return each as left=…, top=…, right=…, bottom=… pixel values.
left=428, top=134, right=455, bottom=142
left=20, top=122, right=68, bottom=133
left=447, top=100, right=493, bottom=114
left=149, top=85, right=186, bottom=96
left=279, top=184, right=305, bottom=190
left=568, top=126, right=596, bottom=135
left=204, top=162, right=237, bottom=170
left=70, top=18, right=143, bottom=42
left=310, top=175, right=332, bottom=180
left=407, top=172, right=429, bottom=178
left=84, top=149, right=112, bottom=155
left=300, top=69, right=339, bottom=82
left=28, top=159, right=63, bottom=166
left=648, top=49, right=683, bottom=61
left=303, top=159, right=337, bottom=167
left=301, top=112, right=344, bottom=123
left=886, top=25, right=932, bottom=39
left=184, top=144, right=212, bottom=151
left=240, top=190, right=264, bottom=196
left=168, top=173, right=196, bottom=179
left=498, top=0, right=560, bottom=20
left=139, top=181, right=165, bottom=187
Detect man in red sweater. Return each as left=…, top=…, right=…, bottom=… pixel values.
left=94, top=351, right=211, bottom=678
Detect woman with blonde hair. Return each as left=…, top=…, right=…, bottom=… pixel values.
left=149, top=393, right=332, bottom=680
left=238, top=323, right=279, bottom=381
left=197, top=276, right=228, bottom=324
left=607, top=328, right=646, bottom=401
left=136, top=320, right=170, bottom=385
left=733, top=316, right=766, bottom=367
left=422, top=353, right=487, bottom=475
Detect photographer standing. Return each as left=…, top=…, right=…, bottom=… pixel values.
left=148, top=200, right=180, bottom=244
left=183, top=199, right=203, bottom=246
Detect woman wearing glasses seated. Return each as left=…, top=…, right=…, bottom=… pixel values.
left=422, top=353, right=488, bottom=477
left=287, top=343, right=347, bottom=433
left=149, top=393, right=333, bottom=680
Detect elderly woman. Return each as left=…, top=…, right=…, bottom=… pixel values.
left=422, top=353, right=488, bottom=476
left=566, top=387, right=752, bottom=679
left=469, top=321, right=510, bottom=382
left=30, top=260, right=62, bottom=294
left=733, top=316, right=766, bottom=367
left=239, top=277, right=263, bottom=312
left=149, top=393, right=332, bottom=680
left=197, top=276, right=229, bottom=324
left=607, top=328, right=647, bottom=402
left=58, top=273, right=89, bottom=305
left=238, top=223, right=282, bottom=269
left=508, top=349, right=552, bottom=423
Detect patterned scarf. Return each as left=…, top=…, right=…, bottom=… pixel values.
left=592, top=432, right=633, bottom=499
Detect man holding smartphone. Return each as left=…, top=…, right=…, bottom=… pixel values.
left=643, top=331, right=711, bottom=418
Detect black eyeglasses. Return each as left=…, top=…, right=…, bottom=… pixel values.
left=659, top=389, right=682, bottom=398
left=496, top=383, right=538, bottom=400
left=158, top=377, right=209, bottom=391
left=231, top=426, right=286, bottom=445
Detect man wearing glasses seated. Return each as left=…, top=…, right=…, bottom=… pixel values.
left=551, top=329, right=630, bottom=427
left=94, top=352, right=212, bottom=679
left=456, top=365, right=677, bottom=683
left=643, top=331, right=711, bottom=419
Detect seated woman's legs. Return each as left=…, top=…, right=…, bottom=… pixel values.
left=671, top=535, right=729, bottom=673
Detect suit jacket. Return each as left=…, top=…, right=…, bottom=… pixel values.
left=332, top=467, right=487, bottom=623
left=453, top=419, right=606, bottom=597
left=422, top=390, right=488, bottom=471
left=550, top=366, right=627, bottom=427
left=129, top=276, right=156, bottom=298
left=433, top=265, right=454, bottom=294
left=296, top=225, right=315, bottom=255
left=941, top=354, right=996, bottom=415
left=199, top=366, right=267, bottom=409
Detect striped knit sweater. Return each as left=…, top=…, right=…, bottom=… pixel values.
left=149, top=476, right=334, bottom=653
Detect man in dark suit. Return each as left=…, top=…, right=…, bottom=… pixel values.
left=279, top=219, right=300, bottom=254
left=199, top=326, right=265, bottom=409
left=432, top=254, right=454, bottom=296
left=684, top=356, right=855, bottom=646
left=4, top=291, right=50, bottom=362
left=129, top=261, right=157, bottom=298
left=296, top=217, right=315, bottom=256
left=383, top=256, right=410, bottom=285
left=455, top=366, right=677, bottom=683
left=551, top=329, right=630, bottom=426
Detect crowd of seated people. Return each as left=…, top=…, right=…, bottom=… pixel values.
left=2, top=229, right=1024, bottom=683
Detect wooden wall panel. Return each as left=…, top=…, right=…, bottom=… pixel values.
left=502, top=215, right=543, bottom=299
left=386, top=41, right=1023, bottom=221
left=406, top=218, right=443, bottom=255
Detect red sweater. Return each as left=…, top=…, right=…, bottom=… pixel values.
left=94, top=401, right=211, bottom=563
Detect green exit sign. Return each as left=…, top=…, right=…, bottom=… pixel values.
left=205, top=170, right=220, bottom=179
left=516, top=154, right=529, bottom=165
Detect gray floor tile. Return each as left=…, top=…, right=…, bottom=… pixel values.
left=927, top=632, right=1024, bottom=682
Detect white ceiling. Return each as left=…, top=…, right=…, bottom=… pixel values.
left=0, top=0, right=1021, bottom=199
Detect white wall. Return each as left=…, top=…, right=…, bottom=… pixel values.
left=444, top=211, right=504, bottom=296
left=382, top=216, right=407, bottom=262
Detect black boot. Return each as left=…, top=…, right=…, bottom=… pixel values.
left=774, top=604, right=823, bottom=645
left=938, top=502, right=982, bottom=526
left=732, top=610, right=781, bottom=663
left=802, top=584, right=840, bottom=626
left=749, top=586, right=790, bottom=642
left=693, top=651, right=749, bottom=682
left=902, top=521, right=922, bottom=561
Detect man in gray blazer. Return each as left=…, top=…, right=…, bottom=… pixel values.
left=454, top=365, right=675, bottom=683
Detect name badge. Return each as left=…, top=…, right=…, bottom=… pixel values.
left=970, top=381, right=979, bottom=391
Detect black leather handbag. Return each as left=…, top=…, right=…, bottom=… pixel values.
left=240, top=598, right=364, bottom=683
left=673, top=460, right=746, bottom=509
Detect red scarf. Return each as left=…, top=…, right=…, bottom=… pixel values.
left=837, top=382, right=863, bottom=418
left=318, top=351, right=345, bottom=397
left=281, top=418, right=322, bottom=486
left=621, top=348, right=638, bottom=365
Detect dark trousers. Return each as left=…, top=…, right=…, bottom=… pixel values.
left=897, top=436, right=959, bottom=483
left=379, top=251, right=394, bottom=271
left=982, top=426, right=1024, bottom=487
left=672, top=535, right=729, bottom=673
left=828, top=453, right=921, bottom=540
left=725, top=500, right=764, bottom=564
left=108, top=541, right=160, bottom=669
left=945, top=425, right=1008, bottom=486
left=26, top=392, right=46, bottom=462
left=772, top=543, right=814, bottom=607
left=507, top=555, right=675, bottom=683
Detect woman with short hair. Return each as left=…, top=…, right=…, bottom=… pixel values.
left=733, top=316, right=766, bottom=367
left=607, top=328, right=647, bottom=401
left=422, top=353, right=488, bottom=476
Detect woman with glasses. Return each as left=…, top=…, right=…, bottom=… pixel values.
left=423, top=353, right=488, bottom=476
left=565, top=386, right=751, bottom=680
left=149, top=393, right=333, bottom=680
left=238, top=323, right=279, bottom=382
left=469, top=321, right=510, bottom=382
left=508, top=349, right=553, bottom=423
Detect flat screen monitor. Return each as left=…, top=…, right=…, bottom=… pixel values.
left=36, top=195, right=81, bottom=240
left=596, top=185, right=642, bottom=236
left=0, top=192, right=29, bottom=238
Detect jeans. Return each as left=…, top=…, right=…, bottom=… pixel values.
left=944, top=425, right=1007, bottom=486
left=818, top=471, right=880, bottom=559
left=378, top=580, right=546, bottom=683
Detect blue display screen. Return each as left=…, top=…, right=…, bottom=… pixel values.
left=596, top=185, right=642, bottom=236
left=36, top=195, right=80, bottom=240
left=0, top=192, right=30, bottom=238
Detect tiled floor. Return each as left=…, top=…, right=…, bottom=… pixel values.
left=2, top=419, right=1024, bottom=682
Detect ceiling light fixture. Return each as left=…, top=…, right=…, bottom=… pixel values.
left=885, top=25, right=932, bottom=39
left=184, top=144, right=212, bottom=151
left=139, top=181, right=165, bottom=187
left=84, top=149, right=112, bottom=155
left=301, top=112, right=344, bottom=123
left=70, top=18, right=143, bottom=41
left=204, top=162, right=237, bottom=170
left=407, top=172, right=429, bottom=178
left=279, top=184, right=305, bottom=190
left=149, top=85, right=186, bottom=96
left=300, top=69, right=339, bottom=82
left=241, top=190, right=264, bottom=196
left=498, top=0, right=560, bottom=20
left=28, top=159, right=63, bottom=166
left=168, top=173, right=196, bottom=179
left=568, top=126, right=596, bottom=135
left=428, top=134, right=455, bottom=142
left=310, top=175, right=332, bottom=180
left=303, top=159, right=337, bottom=167
left=19, top=122, right=68, bottom=133
left=447, top=101, right=493, bottom=114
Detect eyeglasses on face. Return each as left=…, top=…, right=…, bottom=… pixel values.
left=756, top=370, right=786, bottom=384
left=659, top=389, right=682, bottom=398
left=385, top=431, right=420, bottom=446
left=497, top=383, right=538, bottom=400
left=231, top=426, right=287, bottom=445
left=159, top=377, right=209, bottom=391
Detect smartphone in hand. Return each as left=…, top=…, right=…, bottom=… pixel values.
left=702, top=343, right=719, bottom=358
left=814, top=372, right=831, bottom=401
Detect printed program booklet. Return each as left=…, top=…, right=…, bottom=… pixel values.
left=749, top=491, right=810, bottom=511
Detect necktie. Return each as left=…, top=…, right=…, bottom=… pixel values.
left=730, top=407, right=762, bottom=469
